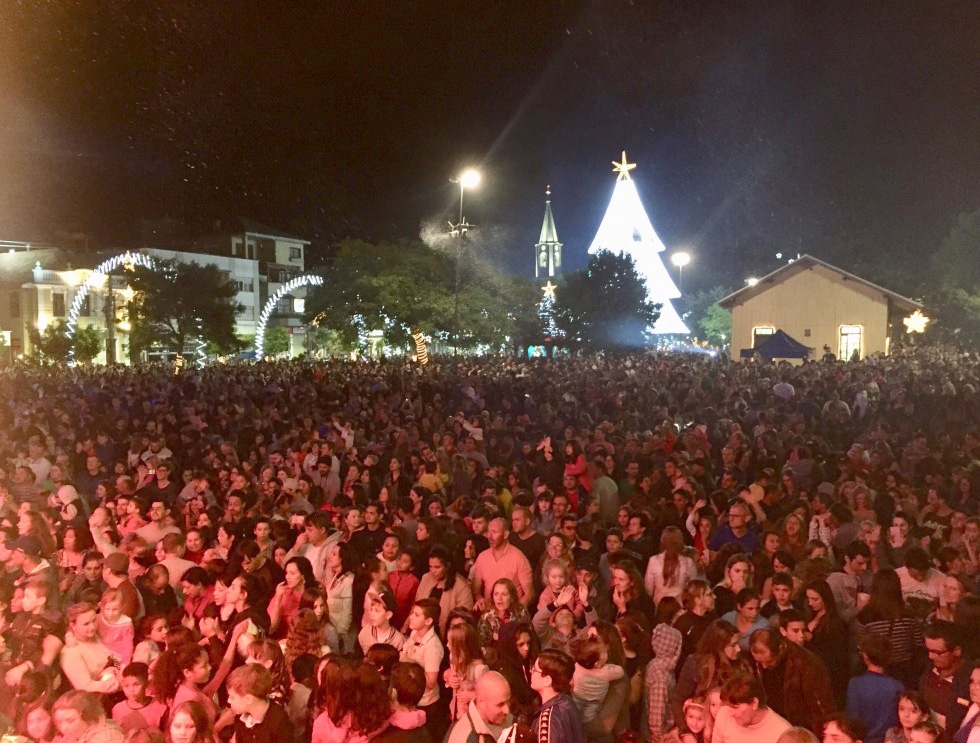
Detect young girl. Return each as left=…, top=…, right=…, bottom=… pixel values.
left=444, top=622, right=488, bottom=721
left=132, top=614, right=168, bottom=668
left=679, top=697, right=708, bottom=743
left=884, top=691, right=930, bottom=743
left=389, top=551, right=420, bottom=631
left=246, top=638, right=290, bottom=704
left=284, top=609, right=324, bottom=678
left=537, top=559, right=584, bottom=620
left=151, top=644, right=217, bottom=725
left=300, top=586, right=339, bottom=656
left=98, top=587, right=135, bottom=665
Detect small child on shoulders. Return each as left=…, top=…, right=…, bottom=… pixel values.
left=571, top=637, right=624, bottom=723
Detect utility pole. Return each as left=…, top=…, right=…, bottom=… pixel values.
left=104, top=281, right=116, bottom=364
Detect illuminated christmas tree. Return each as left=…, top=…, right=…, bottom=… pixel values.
left=587, top=152, right=689, bottom=334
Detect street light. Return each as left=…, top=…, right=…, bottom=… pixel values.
left=746, top=277, right=759, bottom=287
left=450, top=167, right=481, bottom=356
left=671, top=251, right=691, bottom=293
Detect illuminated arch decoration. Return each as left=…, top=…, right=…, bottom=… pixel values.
left=66, top=251, right=156, bottom=366
left=254, top=274, right=324, bottom=359
left=412, top=331, right=429, bottom=365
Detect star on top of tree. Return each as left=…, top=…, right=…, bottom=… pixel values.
left=612, top=151, right=636, bottom=181
left=903, top=310, right=930, bottom=334
left=542, top=280, right=557, bottom=298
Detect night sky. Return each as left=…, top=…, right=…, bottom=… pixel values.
left=1, top=1, right=978, bottom=292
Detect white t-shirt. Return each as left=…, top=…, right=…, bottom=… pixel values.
left=896, top=566, right=945, bottom=614
left=711, top=706, right=791, bottom=743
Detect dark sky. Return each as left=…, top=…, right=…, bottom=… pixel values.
left=1, top=1, right=978, bottom=292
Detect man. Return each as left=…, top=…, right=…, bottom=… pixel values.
left=10, top=536, right=60, bottom=598
left=472, top=517, right=534, bottom=608
left=349, top=501, right=387, bottom=561
left=709, top=502, right=761, bottom=553
left=822, top=715, right=867, bottom=743
left=919, top=620, right=970, bottom=731
left=551, top=493, right=571, bottom=525
left=9, top=465, right=43, bottom=511
left=446, top=671, right=514, bottom=743
left=141, top=461, right=178, bottom=507
left=590, top=458, right=620, bottom=526
left=224, top=490, right=247, bottom=523
left=712, top=672, right=791, bottom=743
left=777, top=609, right=809, bottom=646
left=134, top=499, right=181, bottom=547
left=625, top=511, right=657, bottom=563
left=74, top=454, right=106, bottom=507
left=154, top=532, right=197, bottom=600
left=285, top=512, right=338, bottom=583
left=103, top=552, right=143, bottom=620
left=826, top=541, right=871, bottom=622
left=748, top=629, right=835, bottom=734
left=761, top=573, right=799, bottom=621
left=619, top=460, right=641, bottom=503
left=25, top=442, right=52, bottom=484
left=896, top=548, right=945, bottom=620
left=510, top=506, right=545, bottom=572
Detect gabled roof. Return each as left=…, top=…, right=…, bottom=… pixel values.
left=717, top=254, right=921, bottom=313
left=537, top=188, right=561, bottom=246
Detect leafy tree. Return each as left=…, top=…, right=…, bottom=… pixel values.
left=27, top=320, right=102, bottom=363
left=699, top=304, right=732, bottom=348
left=127, top=259, right=243, bottom=356
left=553, top=251, right=661, bottom=351
left=263, top=327, right=291, bottom=357
left=932, top=208, right=980, bottom=292
left=676, top=285, right=733, bottom=347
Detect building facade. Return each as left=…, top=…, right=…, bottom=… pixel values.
left=717, top=254, right=921, bottom=361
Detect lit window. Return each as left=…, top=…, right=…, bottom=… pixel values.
left=293, top=298, right=305, bottom=314
left=752, top=326, right=774, bottom=347
left=839, top=325, right=863, bottom=361
left=289, top=247, right=302, bottom=261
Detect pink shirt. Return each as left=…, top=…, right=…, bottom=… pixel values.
left=472, top=543, right=533, bottom=604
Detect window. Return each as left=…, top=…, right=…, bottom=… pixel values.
left=804, top=329, right=811, bottom=337
left=276, top=297, right=292, bottom=314
left=752, top=326, right=774, bottom=347
left=235, top=280, right=253, bottom=293
left=52, top=292, right=66, bottom=317
left=8, top=293, right=20, bottom=317
left=289, top=247, right=302, bottom=261
left=839, top=324, right=863, bottom=361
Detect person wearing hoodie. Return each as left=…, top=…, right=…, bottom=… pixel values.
left=646, top=623, right=683, bottom=743
left=380, top=663, right=432, bottom=742
left=530, top=649, right=586, bottom=743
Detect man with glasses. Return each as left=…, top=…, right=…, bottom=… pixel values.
left=920, top=621, right=970, bottom=731
left=710, top=502, right=761, bottom=553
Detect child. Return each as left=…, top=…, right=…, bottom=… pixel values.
left=571, top=638, right=625, bottom=723
left=400, top=598, right=446, bottom=741
left=884, top=692, right=931, bottom=743
left=112, top=662, right=168, bottom=732
left=389, top=551, right=420, bottom=631
left=679, top=697, right=708, bottom=743
left=377, top=534, right=401, bottom=573
left=98, top=586, right=135, bottom=665
left=13, top=671, right=50, bottom=738
left=358, top=592, right=405, bottom=654
left=227, top=664, right=294, bottom=742
left=907, top=722, right=943, bottom=743
left=388, top=661, right=429, bottom=734
left=24, top=706, right=56, bottom=743
left=245, top=638, right=290, bottom=705
left=845, top=634, right=903, bottom=743
left=286, top=654, right=317, bottom=736
left=132, top=614, right=168, bottom=668
left=444, top=622, right=488, bottom=721
left=537, top=560, right=584, bottom=619
left=365, top=643, right=400, bottom=684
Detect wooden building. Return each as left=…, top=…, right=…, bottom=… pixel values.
left=717, top=254, right=921, bottom=361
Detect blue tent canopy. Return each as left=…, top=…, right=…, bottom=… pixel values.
left=740, top=329, right=813, bottom=360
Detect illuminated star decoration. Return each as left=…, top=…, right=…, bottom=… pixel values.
left=542, top=280, right=557, bottom=298
left=903, top=310, right=930, bottom=334
left=612, top=150, right=636, bottom=181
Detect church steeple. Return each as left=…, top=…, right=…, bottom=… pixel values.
left=535, top=185, right=562, bottom=279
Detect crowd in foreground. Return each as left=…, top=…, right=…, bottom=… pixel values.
left=0, top=347, right=978, bottom=743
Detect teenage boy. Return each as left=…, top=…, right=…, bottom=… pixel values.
left=358, top=592, right=406, bottom=654
left=400, top=598, right=446, bottom=741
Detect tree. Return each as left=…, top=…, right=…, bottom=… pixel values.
left=927, top=208, right=980, bottom=343
left=553, top=251, right=661, bottom=351
left=263, top=327, right=290, bottom=358
left=677, top=285, right=733, bottom=347
left=127, top=259, right=243, bottom=356
left=27, top=320, right=102, bottom=364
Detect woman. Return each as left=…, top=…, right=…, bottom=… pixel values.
left=490, top=621, right=540, bottom=724
left=719, top=588, right=768, bottom=652
left=477, top=578, right=530, bottom=648
left=415, top=544, right=475, bottom=635
left=673, top=580, right=717, bottom=669
left=54, top=526, right=94, bottom=591
left=541, top=533, right=575, bottom=578
left=686, top=504, right=715, bottom=569
left=444, top=622, right=488, bottom=721
left=268, top=556, right=315, bottom=638
left=611, top=561, right=656, bottom=629
left=857, top=569, right=923, bottom=687
left=311, top=658, right=393, bottom=743
left=300, top=586, right=340, bottom=656
left=60, top=603, right=120, bottom=695
left=167, top=700, right=213, bottom=743
left=955, top=663, right=980, bottom=743
left=671, top=620, right=747, bottom=724
left=413, top=517, right=443, bottom=579
left=324, top=542, right=356, bottom=652
left=616, top=617, right=652, bottom=734
left=19, top=511, right=56, bottom=556
left=931, top=574, right=969, bottom=622
left=781, top=513, right=808, bottom=562
left=883, top=513, right=918, bottom=568
left=804, top=579, right=850, bottom=704
left=586, top=620, right=632, bottom=742
left=851, top=488, right=877, bottom=523
left=645, top=526, right=697, bottom=605
left=713, top=553, right=752, bottom=616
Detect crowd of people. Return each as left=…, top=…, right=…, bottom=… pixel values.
left=0, top=345, right=978, bottom=743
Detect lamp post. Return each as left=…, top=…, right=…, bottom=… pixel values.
left=450, top=168, right=481, bottom=356
left=671, top=251, right=691, bottom=293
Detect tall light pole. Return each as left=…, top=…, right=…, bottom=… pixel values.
left=671, top=251, right=691, bottom=294
left=450, top=168, right=481, bottom=356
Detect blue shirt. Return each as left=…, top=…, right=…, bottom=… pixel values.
left=846, top=671, right=903, bottom=743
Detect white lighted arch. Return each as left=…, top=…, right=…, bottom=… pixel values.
left=254, top=274, right=324, bottom=359
left=66, top=251, right=156, bottom=365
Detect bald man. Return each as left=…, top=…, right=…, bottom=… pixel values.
left=446, top=671, right=513, bottom=743
left=471, top=517, right=534, bottom=609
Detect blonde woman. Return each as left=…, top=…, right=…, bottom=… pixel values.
left=645, top=526, right=697, bottom=605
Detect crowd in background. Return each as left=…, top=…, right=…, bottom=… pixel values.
left=0, top=346, right=978, bottom=743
